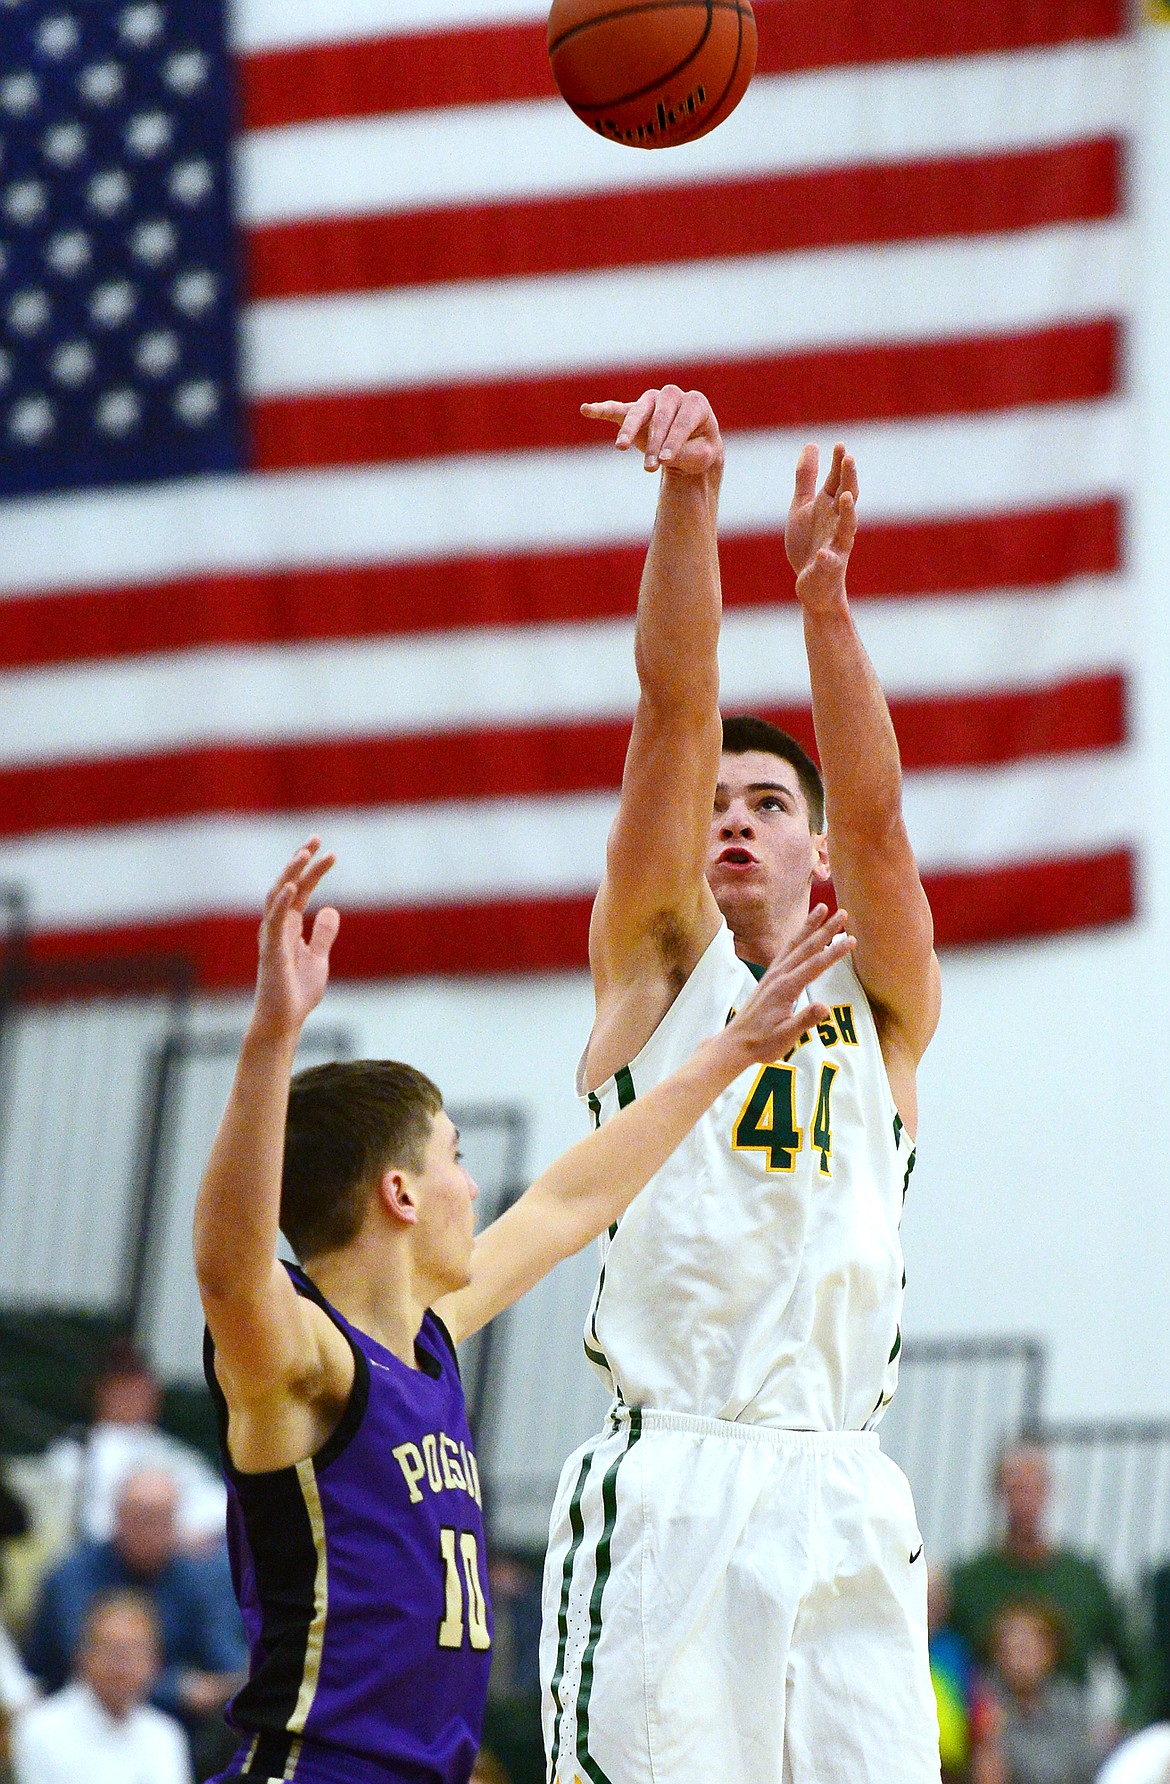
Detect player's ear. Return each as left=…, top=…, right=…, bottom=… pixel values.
left=379, top=1167, right=419, bottom=1228
left=811, top=829, right=831, bottom=885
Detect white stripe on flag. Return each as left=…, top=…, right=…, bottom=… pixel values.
left=0, top=403, right=1129, bottom=596
left=244, top=226, right=1127, bottom=397
left=238, top=45, right=1131, bottom=223
left=0, top=579, right=1129, bottom=769
left=0, top=750, right=1136, bottom=929
left=233, top=0, right=547, bottom=53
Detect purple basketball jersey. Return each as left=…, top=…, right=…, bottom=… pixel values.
left=204, top=1266, right=492, bottom=1783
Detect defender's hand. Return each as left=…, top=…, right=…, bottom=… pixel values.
left=786, top=443, right=858, bottom=586
left=582, top=385, right=723, bottom=477
left=252, top=838, right=339, bottom=1042
left=725, top=906, right=856, bottom=1066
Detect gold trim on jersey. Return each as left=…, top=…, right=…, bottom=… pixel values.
left=288, top=1460, right=328, bottom=1736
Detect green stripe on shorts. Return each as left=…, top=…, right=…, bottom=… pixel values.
left=574, top=1410, right=643, bottom=1784
left=548, top=1445, right=597, bottom=1779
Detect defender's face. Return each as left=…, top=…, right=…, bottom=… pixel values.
left=706, top=751, right=827, bottom=927
left=413, top=1110, right=479, bottom=1294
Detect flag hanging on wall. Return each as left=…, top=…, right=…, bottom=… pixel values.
left=0, top=0, right=1136, bottom=986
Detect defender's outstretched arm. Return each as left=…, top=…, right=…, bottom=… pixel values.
left=787, top=446, right=940, bottom=1119
left=435, top=906, right=856, bottom=1343
left=193, top=841, right=346, bottom=1403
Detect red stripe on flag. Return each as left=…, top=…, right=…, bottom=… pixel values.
left=247, top=141, right=1119, bottom=301
left=17, top=847, right=1137, bottom=989
left=924, top=847, right=1135, bottom=945
left=0, top=503, right=1121, bottom=672
left=251, top=324, right=1119, bottom=473
left=0, top=678, right=1125, bottom=840
left=239, top=0, right=1123, bottom=130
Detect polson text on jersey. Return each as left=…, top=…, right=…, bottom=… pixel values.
left=393, top=1431, right=483, bottom=1506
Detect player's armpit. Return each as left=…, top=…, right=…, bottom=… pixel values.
left=205, top=1275, right=356, bottom=1471
left=201, top=1257, right=346, bottom=1403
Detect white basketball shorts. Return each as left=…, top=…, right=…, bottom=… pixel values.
left=540, top=1408, right=940, bottom=1784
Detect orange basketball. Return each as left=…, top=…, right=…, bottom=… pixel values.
left=547, top=0, right=757, bottom=149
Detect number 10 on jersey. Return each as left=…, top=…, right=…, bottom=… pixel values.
left=733, top=1062, right=838, bottom=1175
left=437, top=1528, right=491, bottom=1651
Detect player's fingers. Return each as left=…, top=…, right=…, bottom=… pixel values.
left=580, top=400, right=633, bottom=425
left=835, top=488, right=858, bottom=540
left=615, top=389, right=661, bottom=452
left=642, top=385, right=685, bottom=468
left=839, top=451, right=859, bottom=504
left=823, top=442, right=846, bottom=499
left=290, top=849, right=336, bottom=910
left=656, top=389, right=711, bottom=465
left=792, top=443, right=819, bottom=507
left=783, top=904, right=849, bottom=961
left=774, top=1002, right=832, bottom=1052
left=767, top=924, right=855, bottom=1000
left=308, top=905, right=341, bottom=960
left=264, top=838, right=318, bottom=916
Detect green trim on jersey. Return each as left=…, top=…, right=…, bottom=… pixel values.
left=745, top=958, right=766, bottom=982
left=582, top=1070, right=635, bottom=1390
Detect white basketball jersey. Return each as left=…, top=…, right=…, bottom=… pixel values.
left=579, top=921, right=915, bottom=1430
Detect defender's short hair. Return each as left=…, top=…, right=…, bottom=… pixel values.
left=721, top=714, right=825, bottom=832
left=281, top=1060, right=443, bottom=1262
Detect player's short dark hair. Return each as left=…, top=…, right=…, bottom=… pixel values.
left=281, top=1060, right=444, bottom=1262
left=721, top=714, right=825, bottom=831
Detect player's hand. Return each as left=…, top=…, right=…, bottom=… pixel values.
left=252, top=838, right=340, bottom=1042
left=725, top=905, right=856, bottom=1065
left=582, top=385, right=723, bottom=477
left=785, top=443, right=858, bottom=607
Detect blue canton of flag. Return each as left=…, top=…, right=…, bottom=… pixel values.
left=0, top=0, right=241, bottom=494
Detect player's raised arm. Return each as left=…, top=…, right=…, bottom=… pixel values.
left=786, top=445, right=941, bottom=1117
left=435, top=906, right=855, bottom=1343
left=193, top=841, right=348, bottom=1410
left=582, top=387, right=726, bottom=1044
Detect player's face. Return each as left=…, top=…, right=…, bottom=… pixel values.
left=706, top=751, right=828, bottom=926
left=414, top=1110, right=480, bottom=1294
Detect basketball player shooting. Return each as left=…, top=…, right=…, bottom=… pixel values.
left=192, top=840, right=854, bottom=1784
left=539, top=387, right=943, bottom=1784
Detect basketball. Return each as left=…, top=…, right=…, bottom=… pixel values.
left=547, top=0, right=757, bottom=149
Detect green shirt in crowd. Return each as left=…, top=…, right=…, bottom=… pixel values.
left=949, top=1547, right=1136, bottom=1688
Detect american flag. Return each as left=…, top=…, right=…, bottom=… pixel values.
left=0, top=0, right=1136, bottom=987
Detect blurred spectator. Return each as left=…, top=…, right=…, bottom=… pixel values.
left=470, top=1749, right=513, bottom=1784
left=930, top=1568, right=998, bottom=1782
left=979, top=1601, right=1097, bottom=1784
left=1096, top=1724, right=1170, bottom=1784
left=0, top=1626, right=35, bottom=1721
left=950, top=1442, right=1136, bottom=1699
left=22, top=1467, right=244, bottom=1769
left=11, top=1588, right=191, bottom=1784
left=0, top=1624, right=37, bottom=1784
left=41, top=1340, right=225, bottom=1551
left=0, top=1483, right=27, bottom=1549
left=1129, top=1565, right=1170, bottom=1729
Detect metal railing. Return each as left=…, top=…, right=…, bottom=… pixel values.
left=880, top=1334, right=1046, bottom=1568
left=1043, top=1417, right=1170, bottom=1588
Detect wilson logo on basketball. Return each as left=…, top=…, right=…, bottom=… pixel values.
left=594, top=83, right=706, bottom=145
